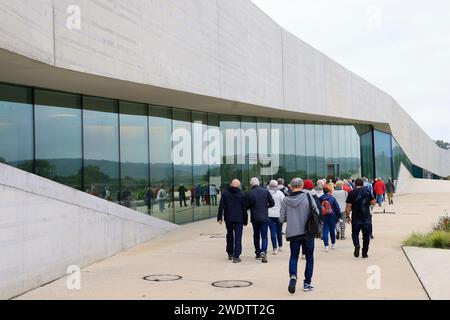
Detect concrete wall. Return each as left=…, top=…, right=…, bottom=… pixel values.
left=0, top=0, right=449, bottom=177
left=0, top=163, right=177, bottom=299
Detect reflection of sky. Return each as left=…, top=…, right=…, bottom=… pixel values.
left=251, top=0, right=450, bottom=142
left=83, top=110, right=119, bottom=161
left=0, top=102, right=33, bottom=162
left=35, top=105, right=82, bottom=159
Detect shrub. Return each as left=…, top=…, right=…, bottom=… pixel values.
left=433, top=211, right=450, bottom=232
left=403, top=231, right=450, bottom=249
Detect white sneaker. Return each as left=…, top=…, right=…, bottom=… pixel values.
left=273, top=248, right=278, bottom=255
left=332, top=243, right=336, bottom=249
left=325, top=246, right=329, bottom=252
left=301, top=254, right=306, bottom=260
left=278, top=246, right=283, bottom=252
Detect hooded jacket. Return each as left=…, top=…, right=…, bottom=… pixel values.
left=217, top=187, right=248, bottom=224
left=280, top=191, right=319, bottom=240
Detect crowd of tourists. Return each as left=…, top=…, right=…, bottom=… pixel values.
left=217, top=176, right=396, bottom=294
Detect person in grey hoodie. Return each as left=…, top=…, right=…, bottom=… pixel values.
left=280, top=178, right=320, bottom=294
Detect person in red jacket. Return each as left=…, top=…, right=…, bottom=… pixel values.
left=373, top=178, right=386, bottom=207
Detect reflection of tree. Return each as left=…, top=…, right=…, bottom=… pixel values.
left=0, top=157, right=5, bottom=163
left=83, top=165, right=110, bottom=185
left=35, top=160, right=57, bottom=178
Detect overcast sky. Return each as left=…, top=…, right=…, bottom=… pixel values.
left=251, top=0, right=450, bottom=142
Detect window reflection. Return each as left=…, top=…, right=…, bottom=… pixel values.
left=35, top=90, right=82, bottom=190
left=0, top=84, right=33, bottom=172
left=119, top=102, right=149, bottom=213
left=83, top=96, right=120, bottom=202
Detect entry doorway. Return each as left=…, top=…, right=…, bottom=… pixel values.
left=327, top=163, right=340, bottom=181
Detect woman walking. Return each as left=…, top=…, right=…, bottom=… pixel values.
left=268, top=180, right=285, bottom=254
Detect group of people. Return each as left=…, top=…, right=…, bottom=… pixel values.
left=146, top=183, right=221, bottom=213
left=217, top=175, right=395, bottom=294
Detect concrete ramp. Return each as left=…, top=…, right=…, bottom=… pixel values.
left=0, top=163, right=177, bottom=299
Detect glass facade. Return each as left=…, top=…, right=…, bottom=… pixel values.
left=13, top=82, right=450, bottom=225
left=374, top=130, right=393, bottom=180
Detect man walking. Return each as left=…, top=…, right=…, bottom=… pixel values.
left=345, top=178, right=376, bottom=259
left=386, top=178, right=396, bottom=205
left=217, top=179, right=248, bottom=263
left=280, top=178, right=319, bottom=294
left=247, top=177, right=275, bottom=264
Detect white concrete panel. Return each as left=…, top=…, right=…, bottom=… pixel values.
left=0, top=0, right=54, bottom=63
left=217, top=0, right=284, bottom=108
left=0, top=163, right=177, bottom=299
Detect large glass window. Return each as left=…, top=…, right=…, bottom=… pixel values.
left=271, top=119, right=285, bottom=181
left=305, top=122, right=316, bottom=180
left=35, top=90, right=82, bottom=190
left=221, top=115, right=242, bottom=189
left=257, top=118, right=272, bottom=186
left=323, top=124, right=332, bottom=179
left=295, top=121, right=307, bottom=179
left=119, top=102, right=149, bottom=213
left=0, top=84, right=33, bottom=172
left=374, top=130, right=393, bottom=180
left=314, top=122, right=325, bottom=179
left=172, top=109, right=193, bottom=224
left=208, top=114, right=221, bottom=216
left=149, top=106, right=173, bottom=222
left=83, top=96, right=120, bottom=202
left=241, top=116, right=259, bottom=191
left=284, top=120, right=296, bottom=181
left=338, top=125, right=348, bottom=178
left=392, top=137, right=412, bottom=181
left=192, top=111, right=210, bottom=220
left=360, top=130, right=374, bottom=179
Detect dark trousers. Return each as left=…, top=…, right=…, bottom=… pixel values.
left=289, top=237, right=314, bottom=285
left=268, top=217, right=283, bottom=249
left=252, top=222, right=269, bottom=255
left=352, top=218, right=372, bottom=255
left=226, top=222, right=243, bottom=258
left=179, top=196, right=187, bottom=207
left=322, top=216, right=336, bottom=247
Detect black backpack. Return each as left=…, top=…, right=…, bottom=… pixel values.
left=305, top=193, right=322, bottom=238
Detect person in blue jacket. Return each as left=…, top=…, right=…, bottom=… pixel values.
left=319, top=185, right=342, bottom=252
left=217, top=179, right=248, bottom=263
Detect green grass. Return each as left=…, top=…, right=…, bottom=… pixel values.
left=403, top=231, right=450, bottom=249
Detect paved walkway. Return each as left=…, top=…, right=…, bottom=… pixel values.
left=403, top=246, right=450, bottom=300
left=17, top=193, right=450, bottom=300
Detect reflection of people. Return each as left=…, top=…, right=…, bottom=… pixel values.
left=210, top=184, right=218, bottom=206
left=195, top=184, right=202, bottom=207
left=178, top=184, right=187, bottom=207
left=121, top=189, right=132, bottom=208
left=190, top=186, right=196, bottom=206
left=157, top=185, right=166, bottom=212
left=102, top=186, right=111, bottom=201
left=87, top=185, right=100, bottom=197
left=145, top=188, right=154, bottom=214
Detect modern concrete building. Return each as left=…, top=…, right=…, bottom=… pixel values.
left=0, top=0, right=449, bottom=299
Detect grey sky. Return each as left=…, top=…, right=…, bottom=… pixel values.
left=251, top=0, right=450, bottom=142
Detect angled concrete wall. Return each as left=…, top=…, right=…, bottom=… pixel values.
left=0, top=163, right=177, bottom=300
left=0, top=0, right=449, bottom=177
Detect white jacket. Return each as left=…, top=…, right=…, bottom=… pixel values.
left=268, top=188, right=285, bottom=218
left=333, top=189, right=348, bottom=213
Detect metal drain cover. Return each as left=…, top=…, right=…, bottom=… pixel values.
left=210, top=234, right=226, bottom=239
left=143, top=274, right=182, bottom=282
left=212, top=280, right=253, bottom=288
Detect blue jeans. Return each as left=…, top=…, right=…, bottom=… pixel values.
left=225, top=222, right=243, bottom=258
left=376, top=195, right=384, bottom=207
left=268, top=218, right=283, bottom=249
left=322, top=216, right=336, bottom=247
left=289, top=237, right=314, bottom=285
left=352, top=218, right=372, bottom=255
left=252, top=222, right=269, bottom=255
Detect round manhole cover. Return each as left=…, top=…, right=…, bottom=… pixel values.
left=212, top=280, right=253, bottom=288
left=143, top=274, right=182, bottom=282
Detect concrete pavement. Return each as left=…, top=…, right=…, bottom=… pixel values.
left=17, top=193, right=450, bottom=300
